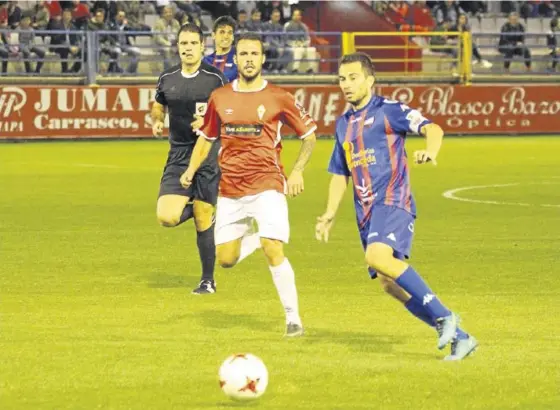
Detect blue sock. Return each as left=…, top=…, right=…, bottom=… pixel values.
left=395, top=266, right=451, bottom=320
left=404, top=298, right=435, bottom=327
left=405, top=297, right=469, bottom=339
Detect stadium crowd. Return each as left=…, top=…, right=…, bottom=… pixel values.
left=0, top=0, right=558, bottom=75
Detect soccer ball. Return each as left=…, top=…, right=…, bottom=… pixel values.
left=219, top=353, right=269, bottom=401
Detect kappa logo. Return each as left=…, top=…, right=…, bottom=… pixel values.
left=422, top=293, right=435, bottom=306
left=0, top=86, right=27, bottom=117
left=225, top=108, right=234, bottom=115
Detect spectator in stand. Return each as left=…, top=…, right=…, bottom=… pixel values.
left=109, top=9, right=141, bottom=74
left=176, top=1, right=203, bottom=25
left=117, top=1, right=151, bottom=32
left=71, top=0, right=90, bottom=30
left=18, top=12, right=46, bottom=74
left=7, top=1, right=21, bottom=28
left=547, top=17, right=559, bottom=71
left=88, top=8, right=122, bottom=73
left=284, top=8, right=318, bottom=74
left=452, top=13, right=492, bottom=68
left=33, top=1, right=50, bottom=31
left=458, top=1, right=486, bottom=16
left=153, top=5, right=180, bottom=70
left=498, top=12, right=532, bottom=72
left=430, top=19, right=459, bottom=75
left=0, top=12, right=9, bottom=74
left=433, top=0, right=465, bottom=25
left=264, top=8, right=291, bottom=73
left=50, top=8, right=82, bottom=73
left=246, top=8, right=264, bottom=32
left=236, top=9, right=249, bottom=33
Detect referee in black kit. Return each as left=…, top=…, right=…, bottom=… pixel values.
left=151, top=23, right=227, bottom=295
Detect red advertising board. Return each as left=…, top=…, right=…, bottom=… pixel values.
left=1, top=84, right=559, bottom=139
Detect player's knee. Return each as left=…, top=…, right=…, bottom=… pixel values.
left=157, top=211, right=180, bottom=227
left=261, top=239, right=284, bottom=266
left=365, top=243, right=393, bottom=272
left=193, top=201, right=215, bottom=231
left=216, top=247, right=239, bottom=269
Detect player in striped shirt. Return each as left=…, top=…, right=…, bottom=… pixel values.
left=316, top=52, right=478, bottom=360
left=203, top=16, right=238, bottom=82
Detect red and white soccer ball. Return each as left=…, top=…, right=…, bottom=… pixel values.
left=219, top=353, right=269, bottom=401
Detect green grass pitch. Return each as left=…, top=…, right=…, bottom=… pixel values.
left=1, top=137, right=559, bottom=410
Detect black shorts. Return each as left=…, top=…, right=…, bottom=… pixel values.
left=158, top=144, right=220, bottom=205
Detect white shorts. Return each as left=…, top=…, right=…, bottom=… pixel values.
left=215, top=190, right=290, bottom=245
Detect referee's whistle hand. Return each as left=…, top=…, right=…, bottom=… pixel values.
left=152, top=121, right=164, bottom=138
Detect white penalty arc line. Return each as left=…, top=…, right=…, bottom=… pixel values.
left=442, top=182, right=560, bottom=209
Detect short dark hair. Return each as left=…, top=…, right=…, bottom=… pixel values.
left=177, top=22, right=204, bottom=43
left=213, top=15, right=236, bottom=32
left=235, top=32, right=264, bottom=53
left=339, top=52, right=375, bottom=76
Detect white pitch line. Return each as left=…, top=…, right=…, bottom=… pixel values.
left=442, top=183, right=560, bottom=209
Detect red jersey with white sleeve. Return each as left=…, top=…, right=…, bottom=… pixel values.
left=198, top=79, right=317, bottom=198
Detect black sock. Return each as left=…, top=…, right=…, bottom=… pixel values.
left=197, top=224, right=216, bottom=282
left=177, top=204, right=193, bottom=226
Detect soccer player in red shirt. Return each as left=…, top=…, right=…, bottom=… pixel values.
left=181, top=32, right=317, bottom=337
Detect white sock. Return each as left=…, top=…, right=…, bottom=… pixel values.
left=237, top=233, right=261, bottom=263
left=269, top=258, right=302, bottom=326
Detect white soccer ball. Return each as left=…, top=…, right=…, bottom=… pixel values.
left=219, top=353, right=269, bottom=401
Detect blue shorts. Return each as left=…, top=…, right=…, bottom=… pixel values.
left=359, top=205, right=416, bottom=279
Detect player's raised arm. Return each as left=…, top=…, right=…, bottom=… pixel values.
left=282, top=94, right=318, bottom=197
left=316, top=137, right=350, bottom=242
left=181, top=96, right=221, bottom=188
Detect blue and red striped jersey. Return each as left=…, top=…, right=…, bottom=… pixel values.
left=328, top=95, right=431, bottom=226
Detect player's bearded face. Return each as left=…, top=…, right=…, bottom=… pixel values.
left=178, top=32, right=204, bottom=66
left=235, top=41, right=265, bottom=81
left=338, top=62, right=374, bottom=105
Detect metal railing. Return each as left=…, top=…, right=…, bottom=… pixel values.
left=1, top=29, right=558, bottom=84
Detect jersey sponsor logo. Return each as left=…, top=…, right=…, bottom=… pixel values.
left=343, top=141, right=377, bottom=169
left=196, top=102, right=208, bottom=116
left=257, top=104, right=266, bottom=120
left=224, top=123, right=263, bottom=136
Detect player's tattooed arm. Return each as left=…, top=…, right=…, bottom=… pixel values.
left=292, top=133, right=317, bottom=172
left=287, top=133, right=316, bottom=197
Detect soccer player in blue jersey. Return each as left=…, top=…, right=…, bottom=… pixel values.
left=203, top=16, right=238, bottom=82
left=316, top=52, right=478, bottom=360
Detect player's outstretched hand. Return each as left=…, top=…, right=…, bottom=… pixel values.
left=287, top=170, right=304, bottom=198
left=315, top=213, right=334, bottom=242
left=413, top=150, right=437, bottom=165
left=180, top=169, right=194, bottom=189
left=152, top=120, right=164, bottom=138
left=191, top=115, right=204, bottom=131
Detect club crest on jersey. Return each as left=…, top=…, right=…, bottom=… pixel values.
left=196, top=102, right=208, bottom=116
left=257, top=105, right=266, bottom=120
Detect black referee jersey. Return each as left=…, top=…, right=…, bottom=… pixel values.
left=155, top=62, right=227, bottom=148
